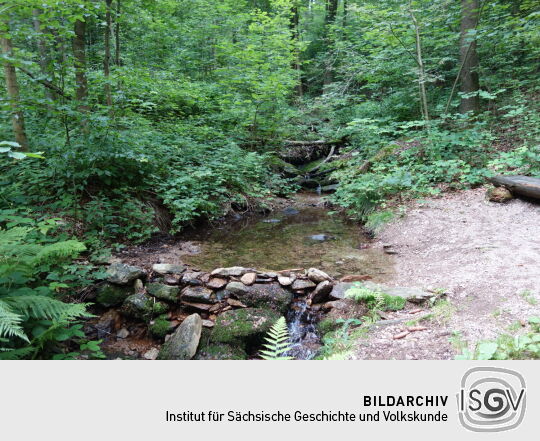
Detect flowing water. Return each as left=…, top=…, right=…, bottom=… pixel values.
left=179, top=193, right=394, bottom=359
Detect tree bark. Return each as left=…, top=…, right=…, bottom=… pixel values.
left=408, top=1, right=429, bottom=122
left=323, top=0, right=338, bottom=86
left=73, top=19, right=89, bottom=115
left=104, top=0, right=112, bottom=106
left=490, top=175, right=540, bottom=201
left=115, top=0, right=120, bottom=65
left=32, top=9, right=55, bottom=101
left=459, top=0, right=480, bottom=114
left=290, top=2, right=303, bottom=96
left=1, top=30, right=29, bottom=151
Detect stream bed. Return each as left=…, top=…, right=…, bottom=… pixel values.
left=181, top=194, right=394, bottom=280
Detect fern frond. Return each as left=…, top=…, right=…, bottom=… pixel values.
left=0, top=300, right=29, bottom=342
left=4, top=295, right=91, bottom=321
left=32, top=240, right=86, bottom=264
left=260, top=317, right=294, bottom=360
left=0, top=345, right=36, bottom=360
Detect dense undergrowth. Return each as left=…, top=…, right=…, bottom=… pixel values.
left=1, top=0, right=539, bottom=358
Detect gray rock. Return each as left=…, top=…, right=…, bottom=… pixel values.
left=330, top=281, right=440, bottom=304
left=262, top=218, right=281, bottom=223
left=225, top=282, right=292, bottom=313
left=158, top=314, right=202, bottom=360
left=182, top=271, right=203, bottom=286
left=181, top=286, right=215, bottom=304
left=117, top=328, right=130, bottom=339
left=211, top=266, right=253, bottom=277
left=308, top=234, right=335, bottom=242
left=329, top=282, right=355, bottom=300
left=143, top=348, right=160, bottom=360
left=207, top=277, right=228, bottom=289
left=106, top=263, right=146, bottom=285
left=307, top=267, right=331, bottom=283
left=310, top=280, right=333, bottom=304
left=147, top=283, right=180, bottom=301
left=277, top=276, right=293, bottom=286
left=152, top=263, right=186, bottom=275
left=292, top=279, right=316, bottom=290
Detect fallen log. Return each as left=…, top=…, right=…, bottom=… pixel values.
left=490, top=175, right=540, bottom=201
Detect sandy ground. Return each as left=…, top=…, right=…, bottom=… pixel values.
left=352, top=187, right=540, bottom=360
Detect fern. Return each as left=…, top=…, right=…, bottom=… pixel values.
left=0, top=301, right=28, bottom=342
left=260, top=317, right=294, bottom=360
left=0, top=224, right=90, bottom=356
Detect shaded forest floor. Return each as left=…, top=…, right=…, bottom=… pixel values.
left=351, top=187, right=540, bottom=360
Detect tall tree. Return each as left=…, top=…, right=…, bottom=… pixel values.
left=459, top=0, right=480, bottom=114
left=72, top=18, right=89, bottom=115
left=32, top=9, right=55, bottom=101
left=1, top=21, right=29, bottom=151
left=323, top=0, right=339, bottom=86
left=114, top=0, right=120, bottom=65
left=290, top=0, right=302, bottom=96
left=104, top=0, right=112, bottom=106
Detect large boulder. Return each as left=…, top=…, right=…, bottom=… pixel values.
left=147, top=283, right=180, bottom=301
left=158, top=314, right=202, bottom=360
left=106, top=263, right=146, bottom=285
left=210, top=308, right=280, bottom=345
left=224, top=282, right=292, bottom=313
left=121, top=292, right=168, bottom=320
left=96, top=283, right=134, bottom=307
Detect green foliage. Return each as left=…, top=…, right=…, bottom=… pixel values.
left=346, top=284, right=406, bottom=311
left=260, top=316, right=293, bottom=360
left=456, top=317, right=540, bottom=360
left=0, top=219, right=95, bottom=359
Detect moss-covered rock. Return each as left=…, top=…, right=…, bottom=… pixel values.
left=317, top=318, right=340, bottom=336
left=194, top=344, right=248, bottom=360
left=147, top=283, right=180, bottom=301
left=121, top=292, right=168, bottom=320
left=149, top=315, right=172, bottom=338
left=96, top=283, right=134, bottom=307
left=211, top=308, right=280, bottom=345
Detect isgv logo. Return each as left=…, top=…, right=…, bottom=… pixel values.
left=457, top=367, right=526, bottom=432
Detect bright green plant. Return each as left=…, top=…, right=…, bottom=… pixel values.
left=0, top=224, right=93, bottom=359
left=260, top=317, right=293, bottom=360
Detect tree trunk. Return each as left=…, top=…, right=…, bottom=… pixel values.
left=490, top=175, right=540, bottom=201
left=115, top=0, right=120, bottom=65
left=459, top=0, right=480, bottom=114
left=73, top=19, right=89, bottom=115
left=323, top=0, right=339, bottom=86
left=1, top=31, right=29, bottom=151
left=408, top=1, right=429, bottom=122
left=32, top=9, right=55, bottom=101
left=104, top=0, right=112, bottom=106
left=290, top=2, right=302, bottom=96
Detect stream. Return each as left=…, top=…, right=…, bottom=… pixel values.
left=179, top=193, right=394, bottom=359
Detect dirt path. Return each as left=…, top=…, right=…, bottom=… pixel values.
left=352, top=187, right=540, bottom=360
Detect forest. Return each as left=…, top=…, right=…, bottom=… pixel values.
left=0, top=0, right=539, bottom=360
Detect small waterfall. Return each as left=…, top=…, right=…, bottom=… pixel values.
left=286, top=298, right=321, bottom=360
